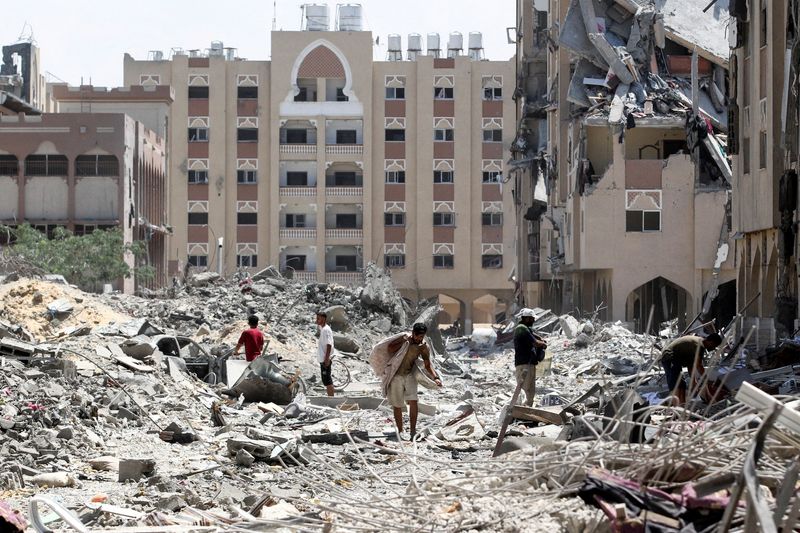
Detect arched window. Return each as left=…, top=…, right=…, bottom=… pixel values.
left=24, top=154, right=68, bottom=176
left=75, top=155, right=119, bottom=176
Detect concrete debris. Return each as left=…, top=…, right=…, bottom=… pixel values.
left=0, top=273, right=797, bottom=531
left=359, top=263, right=408, bottom=326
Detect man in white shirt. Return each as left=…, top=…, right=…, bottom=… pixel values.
left=316, top=311, right=335, bottom=396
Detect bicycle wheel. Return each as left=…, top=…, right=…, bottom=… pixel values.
left=289, top=375, right=307, bottom=397
left=330, top=359, right=351, bottom=392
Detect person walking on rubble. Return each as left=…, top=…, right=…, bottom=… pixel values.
left=371, top=323, right=442, bottom=440
left=661, top=333, right=722, bottom=405
left=316, top=311, right=335, bottom=397
left=514, top=309, right=547, bottom=407
left=233, top=315, right=265, bottom=362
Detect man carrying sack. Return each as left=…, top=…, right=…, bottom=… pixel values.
left=514, top=309, right=547, bottom=407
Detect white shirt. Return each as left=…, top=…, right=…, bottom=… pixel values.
left=317, top=324, right=334, bottom=363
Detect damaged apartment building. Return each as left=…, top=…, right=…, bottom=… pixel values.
left=513, top=0, right=736, bottom=332
left=728, top=0, right=800, bottom=345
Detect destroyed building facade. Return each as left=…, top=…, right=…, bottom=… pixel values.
left=119, top=9, right=517, bottom=332
left=729, top=0, right=800, bottom=344
left=0, top=39, right=46, bottom=115
left=0, top=112, right=170, bottom=292
left=513, top=0, right=736, bottom=331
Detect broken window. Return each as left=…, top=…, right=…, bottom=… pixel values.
left=188, top=170, right=209, bottom=184
left=483, top=87, right=502, bottom=100
left=285, top=214, right=306, bottom=228
left=285, top=255, right=306, bottom=271
left=662, top=140, right=688, bottom=158
left=433, top=254, right=454, bottom=269
left=284, top=129, right=308, bottom=144
left=335, top=214, right=358, bottom=228
left=237, top=86, right=258, bottom=99
left=188, top=86, right=209, bottom=99
left=434, top=87, right=454, bottom=99
left=335, top=255, right=358, bottom=271
left=385, top=170, right=406, bottom=183
left=385, top=129, right=406, bottom=141
left=188, top=127, right=209, bottom=142
left=625, top=210, right=661, bottom=232
left=75, top=155, right=119, bottom=176
left=24, top=155, right=68, bottom=176
left=481, top=254, right=503, bottom=268
left=335, top=130, right=357, bottom=144
left=236, top=254, right=258, bottom=268
left=188, top=255, right=208, bottom=268
left=482, top=171, right=501, bottom=183
left=482, top=213, right=503, bottom=226
left=385, top=87, right=405, bottom=100
left=237, top=128, right=258, bottom=142
left=433, top=212, right=455, bottom=226
left=237, top=170, right=257, bottom=184
left=188, top=212, right=208, bottom=225
left=237, top=212, right=257, bottom=225
left=0, top=155, right=18, bottom=175
left=384, top=254, right=405, bottom=268
left=434, top=170, right=454, bottom=183
left=483, top=129, right=502, bottom=142
left=434, top=129, right=454, bottom=141
left=286, top=172, right=308, bottom=186
left=384, top=213, right=406, bottom=226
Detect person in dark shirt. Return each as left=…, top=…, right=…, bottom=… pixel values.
left=513, top=309, right=547, bottom=406
left=234, top=315, right=265, bottom=362
left=661, top=333, right=722, bottom=405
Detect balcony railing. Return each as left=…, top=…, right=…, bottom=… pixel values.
left=325, top=228, right=363, bottom=239
left=285, top=270, right=319, bottom=283
left=279, top=228, right=317, bottom=240
left=279, top=186, right=316, bottom=197
left=326, top=186, right=363, bottom=197
left=325, top=144, right=363, bottom=155
left=279, top=144, right=317, bottom=154
left=325, top=271, right=365, bottom=286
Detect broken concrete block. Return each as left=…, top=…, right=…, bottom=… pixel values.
left=188, top=271, right=220, bottom=287
left=251, top=265, right=282, bottom=281
left=582, top=322, right=595, bottom=335
left=588, top=33, right=635, bottom=84
left=118, top=459, right=156, bottom=482
left=574, top=333, right=591, bottom=348
left=333, top=334, right=360, bottom=354
left=559, top=315, right=581, bottom=339
left=29, top=472, right=77, bottom=488
left=227, top=436, right=277, bottom=459
left=56, top=426, right=74, bottom=440
left=324, top=305, right=349, bottom=331
left=235, top=449, right=255, bottom=467
left=116, top=406, right=139, bottom=421
left=89, top=456, right=119, bottom=472
left=46, top=299, right=74, bottom=317
left=157, top=494, right=187, bottom=512
left=359, top=263, right=407, bottom=325
left=120, top=335, right=157, bottom=359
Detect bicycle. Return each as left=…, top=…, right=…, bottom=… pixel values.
left=321, top=355, right=352, bottom=393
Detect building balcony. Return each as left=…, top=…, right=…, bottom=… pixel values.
left=285, top=270, right=319, bottom=283
left=325, top=144, right=363, bottom=155
left=279, top=228, right=317, bottom=240
left=279, top=144, right=317, bottom=155
left=326, top=186, right=363, bottom=197
left=325, top=228, right=363, bottom=239
left=325, top=271, right=365, bottom=286
left=279, top=186, right=316, bottom=197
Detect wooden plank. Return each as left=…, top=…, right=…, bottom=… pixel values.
left=510, top=405, right=564, bottom=425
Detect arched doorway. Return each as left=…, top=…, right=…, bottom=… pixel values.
left=626, top=277, right=691, bottom=334
left=472, top=294, right=504, bottom=327
left=436, top=294, right=465, bottom=336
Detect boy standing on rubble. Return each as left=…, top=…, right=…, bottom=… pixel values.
left=316, top=312, right=335, bottom=397
left=661, top=333, right=722, bottom=405
left=233, top=315, right=265, bottom=362
left=514, top=309, right=547, bottom=406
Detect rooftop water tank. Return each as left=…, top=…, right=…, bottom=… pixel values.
left=303, top=4, right=330, bottom=31
left=407, top=33, right=422, bottom=61
left=209, top=41, right=224, bottom=57
left=337, top=4, right=363, bottom=31
left=387, top=34, right=402, bottom=61
left=447, top=32, right=463, bottom=58
left=427, top=32, right=441, bottom=57
left=468, top=32, right=484, bottom=60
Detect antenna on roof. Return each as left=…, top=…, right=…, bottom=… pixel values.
left=272, top=0, right=277, bottom=31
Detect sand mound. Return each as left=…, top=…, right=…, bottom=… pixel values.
left=0, top=279, right=132, bottom=341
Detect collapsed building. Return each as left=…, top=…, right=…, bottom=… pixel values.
left=513, top=0, right=736, bottom=333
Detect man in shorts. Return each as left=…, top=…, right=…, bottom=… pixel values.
left=385, top=323, right=441, bottom=439
left=661, top=333, right=722, bottom=405
left=316, top=311, right=335, bottom=397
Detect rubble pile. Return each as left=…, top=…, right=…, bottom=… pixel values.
left=0, top=269, right=798, bottom=531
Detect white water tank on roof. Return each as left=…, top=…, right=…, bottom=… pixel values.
left=427, top=32, right=441, bottom=57
left=408, top=33, right=422, bottom=61
left=337, top=4, right=363, bottom=31
left=387, top=34, right=402, bottom=61
left=209, top=41, right=224, bottom=56
left=447, top=32, right=463, bottom=58
left=468, top=32, right=484, bottom=60
left=303, top=4, right=330, bottom=31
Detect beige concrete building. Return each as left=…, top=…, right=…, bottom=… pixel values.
left=513, top=0, right=737, bottom=332
left=0, top=112, right=169, bottom=292
left=729, top=0, right=800, bottom=347
left=121, top=15, right=517, bottom=331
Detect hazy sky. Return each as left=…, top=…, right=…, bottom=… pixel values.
left=2, top=0, right=516, bottom=87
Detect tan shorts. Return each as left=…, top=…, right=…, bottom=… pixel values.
left=388, top=372, right=418, bottom=408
